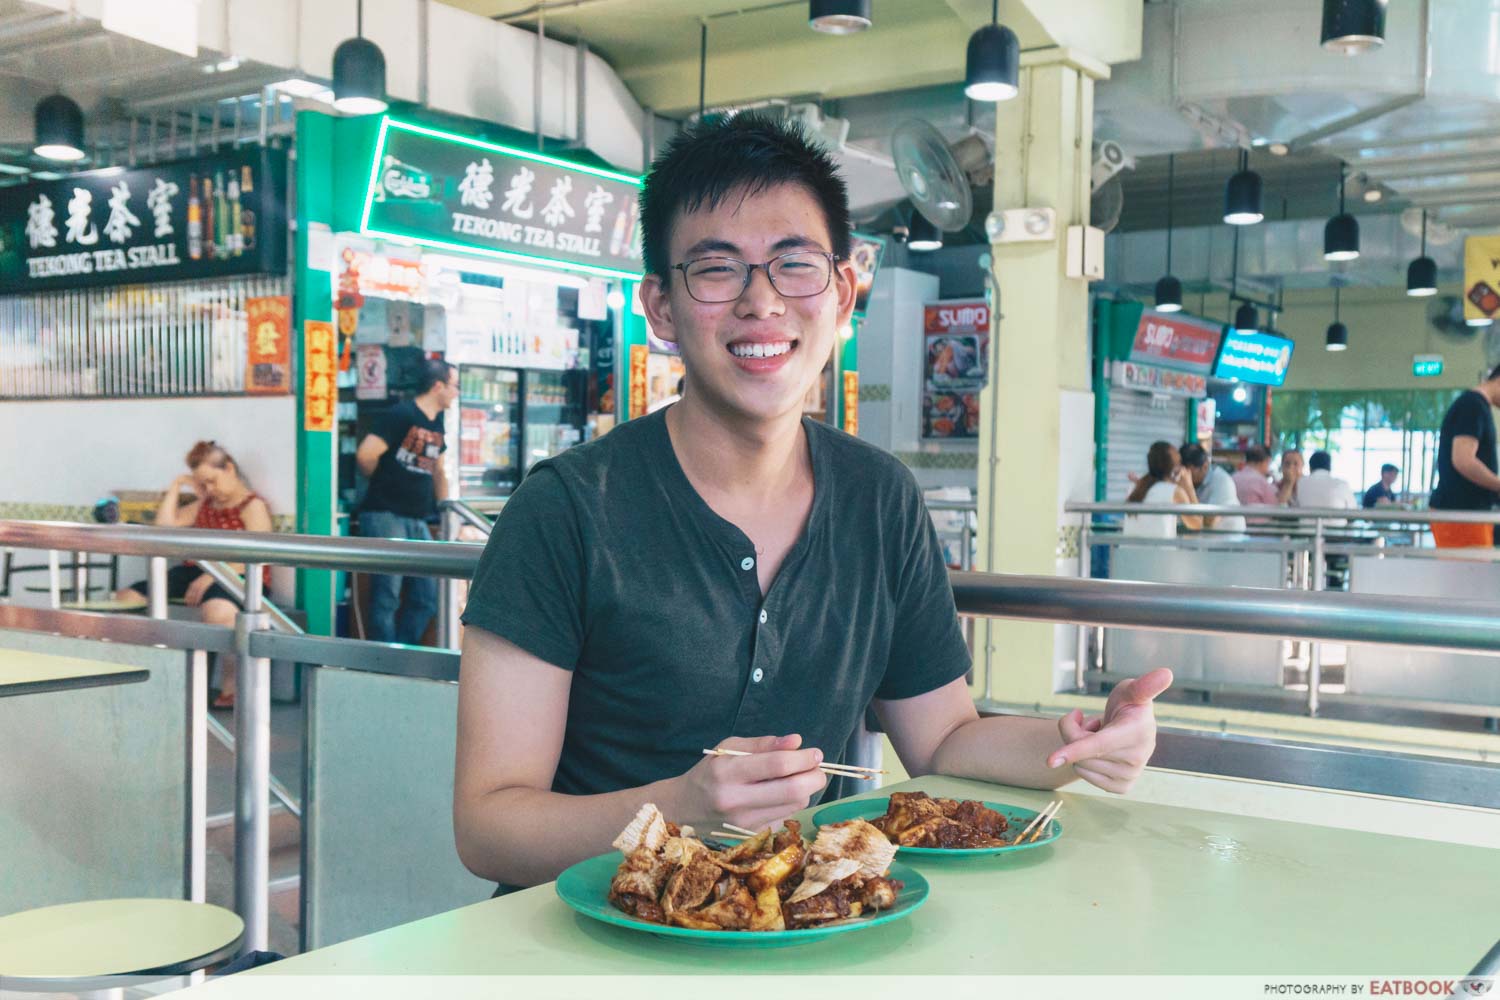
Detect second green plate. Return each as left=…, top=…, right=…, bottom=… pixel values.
left=810, top=797, right=1062, bottom=856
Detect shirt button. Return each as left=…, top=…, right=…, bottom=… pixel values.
left=758, top=609, right=768, bottom=625
left=752, top=668, right=764, bottom=683
left=740, top=556, right=755, bottom=571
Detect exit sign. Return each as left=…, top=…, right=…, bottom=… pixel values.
left=1413, top=354, right=1444, bottom=377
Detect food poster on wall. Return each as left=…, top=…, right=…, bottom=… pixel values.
left=923, top=300, right=990, bottom=439
left=244, top=295, right=291, bottom=394
left=355, top=344, right=388, bottom=400
left=303, top=320, right=336, bottom=432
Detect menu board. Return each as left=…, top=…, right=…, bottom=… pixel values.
left=923, top=300, right=989, bottom=439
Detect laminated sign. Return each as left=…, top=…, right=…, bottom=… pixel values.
left=304, top=321, right=337, bottom=432
left=245, top=296, right=291, bottom=394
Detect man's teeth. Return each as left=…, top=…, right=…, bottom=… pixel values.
left=730, top=341, right=794, bottom=359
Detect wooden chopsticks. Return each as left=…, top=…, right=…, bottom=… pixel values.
left=701, top=747, right=886, bottom=781
left=1015, top=800, right=1062, bottom=844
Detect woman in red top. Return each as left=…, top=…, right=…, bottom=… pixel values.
left=118, top=441, right=273, bottom=708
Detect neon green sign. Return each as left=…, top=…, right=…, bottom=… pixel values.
left=1412, top=354, right=1444, bottom=377
left=360, top=117, right=644, bottom=280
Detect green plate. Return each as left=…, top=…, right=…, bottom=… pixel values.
left=811, top=797, right=1062, bottom=856
left=555, top=851, right=929, bottom=948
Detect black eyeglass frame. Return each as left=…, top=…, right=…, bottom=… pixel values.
left=670, top=250, right=844, bottom=304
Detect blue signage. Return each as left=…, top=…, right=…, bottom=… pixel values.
left=1213, top=329, right=1294, bottom=386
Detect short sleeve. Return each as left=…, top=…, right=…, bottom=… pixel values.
left=875, top=489, right=973, bottom=701
left=460, top=466, right=586, bottom=670
left=1460, top=394, right=1490, bottom=440
left=371, top=406, right=407, bottom=450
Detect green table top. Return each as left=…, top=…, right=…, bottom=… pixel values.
left=0, top=898, right=243, bottom=981
left=0, top=649, right=149, bottom=698
left=228, top=775, right=1500, bottom=976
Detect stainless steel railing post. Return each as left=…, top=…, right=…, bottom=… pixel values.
left=438, top=508, right=462, bottom=650
left=73, top=550, right=88, bottom=602
left=1074, top=514, right=1090, bottom=692
left=47, top=549, right=61, bottom=608
left=1308, top=522, right=1326, bottom=717
left=233, top=563, right=270, bottom=955
left=148, top=556, right=168, bottom=619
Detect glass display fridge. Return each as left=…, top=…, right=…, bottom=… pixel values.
left=457, top=365, right=587, bottom=499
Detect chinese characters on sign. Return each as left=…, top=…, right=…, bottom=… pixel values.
left=0, top=148, right=286, bottom=293
left=1112, top=361, right=1207, bottom=399
left=304, top=321, right=337, bottom=432
left=245, top=296, right=291, bottom=395
left=843, top=371, right=860, bottom=436
left=363, top=120, right=643, bottom=277
left=628, top=344, right=649, bottom=420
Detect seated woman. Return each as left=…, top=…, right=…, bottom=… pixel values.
left=118, top=441, right=272, bottom=709
left=1123, top=441, right=1203, bottom=538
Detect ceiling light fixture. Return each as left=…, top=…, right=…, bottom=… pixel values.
left=907, top=213, right=943, bottom=252
left=1234, top=302, right=1258, bottom=332
left=1224, top=149, right=1263, bottom=225
left=1269, top=142, right=1290, bottom=157
left=332, top=0, right=388, bottom=115
left=1321, top=0, right=1387, bottom=56
left=964, top=0, right=1020, bottom=102
left=1326, top=287, right=1349, bottom=351
left=1407, top=210, right=1438, bottom=297
left=1324, top=165, right=1360, bottom=261
left=33, top=93, right=86, bottom=162
left=809, top=0, right=871, bottom=34
left=1155, top=153, right=1183, bottom=313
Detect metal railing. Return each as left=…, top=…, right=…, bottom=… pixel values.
left=1067, top=501, right=1500, bottom=715
left=3, top=518, right=1500, bottom=959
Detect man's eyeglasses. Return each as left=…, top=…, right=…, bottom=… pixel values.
left=671, top=250, right=840, bottom=304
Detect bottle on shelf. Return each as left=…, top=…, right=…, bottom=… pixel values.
left=239, top=164, right=256, bottom=252
left=186, top=175, right=202, bottom=261
left=213, top=170, right=229, bottom=259
left=202, top=175, right=216, bottom=259
left=226, top=171, right=242, bottom=257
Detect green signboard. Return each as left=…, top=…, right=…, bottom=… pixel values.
left=1413, top=354, right=1444, bottom=377
left=360, top=118, right=643, bottom=280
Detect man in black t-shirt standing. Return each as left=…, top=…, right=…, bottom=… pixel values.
left=452, top=115, right=1171, bottom=889
left=356, top=358, right=458, bottom=643
left=1429, top=365, right=1500, bottom=547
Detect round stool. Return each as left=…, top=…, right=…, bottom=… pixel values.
left=0, top=898, right=244, bottom=995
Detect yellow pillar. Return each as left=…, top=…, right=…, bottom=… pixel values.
left=974, top=50, right=1109, bottom=707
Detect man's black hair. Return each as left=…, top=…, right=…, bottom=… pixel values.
left=1309, top=450, right=1333, bottom=472
left=1381, top=463, right=1400, bottom=475
left=421, top=358, right=455, bottom=393
left=1179, top=442, right=1209, bottom=468
left=1244, top=444, right=1270, bottom=465
left=639, top=113, right=852, bottom=283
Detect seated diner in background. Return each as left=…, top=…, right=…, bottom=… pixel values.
left=1122, top=441, right=1202, bottom=538
left=1179, top=442, right=1246, bottom=533
left=1290, top=450, right=1354, bottom=526
left=116, top=440, right=272, bottom=709
left=1276, top=449, right=1304, bottom=506
left=1231, top=445, right=1278, bottom=507
left=1362, top=464, right=1401, bottom=509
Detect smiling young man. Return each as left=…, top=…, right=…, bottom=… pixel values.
left=453, top=115, right=1171, bottom=889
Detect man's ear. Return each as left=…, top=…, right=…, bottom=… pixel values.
left=639, top=273, right=678, bottom=345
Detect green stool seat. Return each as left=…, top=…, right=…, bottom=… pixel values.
left=0, top=898, right=243, bottom=989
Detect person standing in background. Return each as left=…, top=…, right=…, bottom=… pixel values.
left=1429, top=367, right=1500, bottom=547
left=1232, top=445, right=1278, bottom=506
left=355, top=359, right=458, bottom=644
left=1362, top=464, right=1401, bottom=509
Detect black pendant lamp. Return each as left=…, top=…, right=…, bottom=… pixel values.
left=333, top=0, right=388, bottom=115
left=809, top=0, right=871, bottom=34
left=1224, top=149, right=1263, bottom=226
left=1324, top=166, right=1360, bottom=261
left=965, top=0, right=1020, bottom=102
left=1326, top=287, right=1349, bottom=351
left=33, top=93, right=86, bottom=162
left=907, top=213, right=943, bottom=252
left=1321, top=0, right=1386, bottom=55
left=1234, top=301, right=1259, bottom=333
left=1407, top=210, right=1438, bottom=297
left=1154, top=154, right=1183, bottom=312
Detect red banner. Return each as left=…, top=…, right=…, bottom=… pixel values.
left=304, top=320, right=336, bottom=432
left=924, top=301, right=989, bottom=334
left=1128, top=311, right=1223, bottom=374
left=628, top=344, right=649, bottom=420
left=842, top=371, right=859, bottom=436
left=245, top=295, right=291, bottom=395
